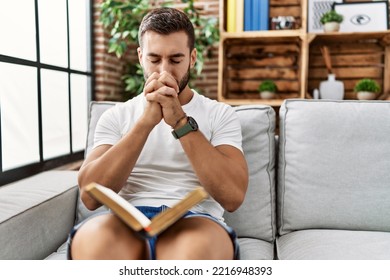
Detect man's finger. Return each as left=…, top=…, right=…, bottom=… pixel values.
left=144, top=72, right=160, bottom=85
left=156, top=85, right=178, bottom=97
left=144, top=79, right=165, bottom=94
left=158, top=71, right=179, bottom=93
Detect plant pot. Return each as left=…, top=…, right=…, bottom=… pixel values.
left=323, top=22, right=340, bottom=33
left=357, top=91, right=377, bottom=100
left=260, top=91, right=275, bottom=99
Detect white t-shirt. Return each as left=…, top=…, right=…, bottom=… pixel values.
left=93, top=90, right=243, bottom=220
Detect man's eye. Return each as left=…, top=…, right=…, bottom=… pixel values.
left=151, top=60, right=159, bottom=64
left=171, top=60, right=181, bottom=64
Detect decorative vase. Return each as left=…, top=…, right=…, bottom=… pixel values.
left=313, top=88, right=320, bottom=99
left=357, top=91, right=377, bottom=100
left=260, top=91, right=275, bottom=99
left=319, top=74, right=344, bottom=100
left=323, top=22, right=340, bottom=33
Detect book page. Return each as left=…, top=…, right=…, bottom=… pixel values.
left=86, top=183, right=151, bottom=230
left=147, top=187, right=208, bottom=236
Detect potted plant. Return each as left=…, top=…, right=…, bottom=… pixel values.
left=320, top=10, right=343, bottom=33
left=354, top=78, right=381, bottom=100
left=258, top=80, right=277, bottom=99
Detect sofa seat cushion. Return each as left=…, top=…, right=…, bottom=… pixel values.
left=276, top=229, right=390, bottom=260
left=46, top=238, right=276, bottom=261
left=238, top=238, right=274, bottom=260
left=45, top=242, right=68, bottom=260
left=0, top=171, right=78, bottom=259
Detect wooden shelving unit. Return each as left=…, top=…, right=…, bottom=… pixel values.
left=218, top=0, right=390, bottom=106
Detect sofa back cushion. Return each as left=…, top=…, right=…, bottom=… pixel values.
left=224, top=105, right=276, bottom=242
left=85, top=101, right=118, bottom=158
left=77, top=101, right=117, bottom=223
left=278, top=99, right=390, bottom=235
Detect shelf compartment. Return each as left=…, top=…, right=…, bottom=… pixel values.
left=308, top=33, right=390, bottom=100
left=220, top=0, right=303, bottom=33
left=218, top=36, right=304, bottom=104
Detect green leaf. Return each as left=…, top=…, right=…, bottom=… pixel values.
left=115, top=48, right=123, bottom=58
left=121, top=31, right=130, bottom=39
left=130, top=29, right=138, bottom=40
left=108, top=43, right=118, bottom=53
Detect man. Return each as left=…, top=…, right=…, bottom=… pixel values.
left=68, top=7, right=248, bottom=260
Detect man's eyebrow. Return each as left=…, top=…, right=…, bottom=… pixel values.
left=146, top=53, right=160, bottom=58
left=170, top=53, right=185, bottom=58
left=146, top=52, right=185, bottom=58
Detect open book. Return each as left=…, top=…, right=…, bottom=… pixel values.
left=85, top=183, right=208, bottom=238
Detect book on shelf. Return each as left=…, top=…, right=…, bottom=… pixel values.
left=250, top=0, right=269, bottom=31
left=227, top=0, right=237, bottom=32
left=259, top=0, right=269, bottom=30
left=85, top=182, right=209, bottom=238
left=252, top=0, right=261, bottom=30
left=244, top=0, right=253, bottom=31
left=236, top=0, right=244, bottom=32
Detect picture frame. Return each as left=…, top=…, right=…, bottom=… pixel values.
left=308, top=0, right=343, bottom=33
left=334, top=1, right=389, bottom=32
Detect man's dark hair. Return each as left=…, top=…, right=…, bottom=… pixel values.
left=138, top=7, right=195, bottom=51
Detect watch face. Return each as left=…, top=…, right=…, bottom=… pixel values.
left=188, top=117, right=198, bottom=130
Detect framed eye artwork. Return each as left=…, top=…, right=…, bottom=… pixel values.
left=334, top=1, right=389, bottom=32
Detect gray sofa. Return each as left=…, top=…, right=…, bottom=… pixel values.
left=1, top=99, right=390, bottom=260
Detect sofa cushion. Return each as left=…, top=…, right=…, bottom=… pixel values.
left=85, top=101, right=118, bottom=157
left=223, top=105, right=276, bottom=243
left=75, top=101, right=118, bottom=223
left=45, top=242, right=68, bottom=260
left=0, top=171, right=78, bottom=259
left=238, top=238, right=274, bottom=260
left=276, top=229, right=390, bottom=260
left=278, top=100, right=390, bottom=235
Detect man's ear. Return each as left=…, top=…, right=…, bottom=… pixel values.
left=190, top=48, right=197, bottom=69
left=137, top=47, right=143, bottom=66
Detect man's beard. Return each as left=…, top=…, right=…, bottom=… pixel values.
left=177, top=66, right=190, bottom=95
left=144, top=65, right=191, bottom=95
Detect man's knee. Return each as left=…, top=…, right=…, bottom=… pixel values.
left=71, top=214, right=146, bottom=259
left=156, top=217, right=234, bottom=259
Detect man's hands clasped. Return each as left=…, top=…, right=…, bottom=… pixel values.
left=142, top=71, right=187, bottom=129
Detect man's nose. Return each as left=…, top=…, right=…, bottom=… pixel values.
left=159, top=60, right=172, bottom=74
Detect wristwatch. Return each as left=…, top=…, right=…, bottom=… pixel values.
left=171, top=116, right=198, bottom=139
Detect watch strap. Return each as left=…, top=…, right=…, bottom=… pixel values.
left=171, top=116, right=198, bottom=139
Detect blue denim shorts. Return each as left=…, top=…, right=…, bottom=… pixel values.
left=66, top=205, right=240, bottom=260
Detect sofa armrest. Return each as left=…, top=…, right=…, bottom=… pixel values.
left=0, top=171, right=79, bottom=259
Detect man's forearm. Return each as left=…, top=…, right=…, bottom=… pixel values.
left=178, top=131, right=248, bottom=212
left=78, top=120, right=154, bottom=195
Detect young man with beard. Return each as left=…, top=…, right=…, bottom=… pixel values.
left=68, top=7, right=248, bottom=260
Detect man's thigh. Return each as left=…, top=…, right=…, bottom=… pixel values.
left=69, top=213, right=148, bottom=260
left=156, top=216, right=238, bottom=260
